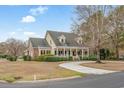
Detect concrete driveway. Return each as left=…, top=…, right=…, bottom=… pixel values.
left=59, top=61, right=117, bottom=74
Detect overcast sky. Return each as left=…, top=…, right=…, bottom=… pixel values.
left=0, top=5, right=74, bottom=42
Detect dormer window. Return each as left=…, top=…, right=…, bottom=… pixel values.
left=75, top=37, right=82, bottom=44
left=58, top=35, right=66, bottom=44
left=60, top=38, right=65, bottom=44
left=61, top=39, right=64, bottom=43
left=78, top=40, right=82, bottom=44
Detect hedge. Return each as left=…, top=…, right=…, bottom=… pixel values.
left=6, top=56, right=17, bottom=61
left=0, top=54, right=8, bottom=58
left=100, top=48, right=110, bottom=60
left=81, top=55, right=97, bottom=61
left=45, top=56, right=68, bottom=62
left=23, top=55, right=31, bottom=61
left=34, top=55, right=71, bottom=62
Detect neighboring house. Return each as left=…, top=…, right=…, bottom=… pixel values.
left=25, top=30, right=89, bottom=58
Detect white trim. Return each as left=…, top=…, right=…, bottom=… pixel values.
left=38, top=46, right=51, bottom=49
left=56, top=46, right=89, bottom=49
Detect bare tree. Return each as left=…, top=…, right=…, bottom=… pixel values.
left=0, top=42, right=7, bottom=54
left=5, top=38, right=26, bottom=57
left=72, top=5, right=112, bottom=63
left=104, top=6, right=124, bottom=59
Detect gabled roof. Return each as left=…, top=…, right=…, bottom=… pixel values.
left=29, top=38, right=50, bottom=48
left=46, top=30, right=85, bottom=47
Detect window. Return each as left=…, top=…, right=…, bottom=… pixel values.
left=61, top=39, right=64, bottom=43
left=58, top=35, right=66, bottom=44
left=76, top=37, right=82, bottom=44
left=43, top=50, right=45, bottom=54
left=79, top=40, right=82, bottom=44
left=55, top=50, right=56, bottom=55
left=60, top=38, right=65, bottom=44
left=41, top=50, right=45, bottom=55
left=84, top=51, right=87, bottom=55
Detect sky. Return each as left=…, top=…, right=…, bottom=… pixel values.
left=0, top=5, right=74, bottom=42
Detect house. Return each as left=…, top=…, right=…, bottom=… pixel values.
left=25, top=30, right=89, bottom=58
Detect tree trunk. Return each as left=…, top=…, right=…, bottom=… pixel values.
left=96, top=38, right=102, bottom=63
left=115, top=45, right=119, bottom=60
left=96, top=46, right=101, bottom=63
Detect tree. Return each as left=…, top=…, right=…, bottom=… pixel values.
left=104, top=6, right=124, bottom=59
left=0, top=42, right=7, bottom=54
left=72, top=5, right=112, bottom=63
left=5, top=38, right=26, bottom=57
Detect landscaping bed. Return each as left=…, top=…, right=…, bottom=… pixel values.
left=81, top=61, right=124, bottom=71
left=0, top=61, right=85, bottom=83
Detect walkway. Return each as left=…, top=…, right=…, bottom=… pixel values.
left=59, top=61, right=117, bottom=75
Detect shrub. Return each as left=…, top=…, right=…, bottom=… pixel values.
left=100, top=49, right=106, bottom=60
left=68, top=56, right=73, bottom=61
left=109, top=56, right=118, bottom=60
left=34, top=55, right=47, bottom=61
left=6, top=56, right=17, bottom=61
left=2, top=76, right=16, bottom=83
left=0, top=54, right=8, bottom=58
left=100, top=48, right=110, bottom=60
left=82, top=55, right=97, bottom=61
left=0, top=75, right=23, bottom=83
left=45, top=56, right=68, bottom=62
left=14, top=76, right=23, bottom=80
left=23, top=55, right=31, bottom=61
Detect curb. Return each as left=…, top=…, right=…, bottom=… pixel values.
left=0, top=76, right=80, bottom=83
left=14, top=76, right=80, bottom=83
left=0, top=80, right=6, bottom=83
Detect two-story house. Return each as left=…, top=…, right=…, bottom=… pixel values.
left=25, top=30, right=89, bottom=58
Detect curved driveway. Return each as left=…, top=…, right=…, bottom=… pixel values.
left=59, top=61, right=117, bottom=75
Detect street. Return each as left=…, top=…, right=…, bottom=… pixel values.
left=0, top=72, right=124, bottom=88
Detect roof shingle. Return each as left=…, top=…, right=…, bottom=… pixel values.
left=47, top=30, right=85, bottom=47
left=29, top=38, right=50, bottom=47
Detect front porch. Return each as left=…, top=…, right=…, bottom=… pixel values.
left=54, top=47, right=89, bottom=58
left=38, top=47, right=89, bottom=59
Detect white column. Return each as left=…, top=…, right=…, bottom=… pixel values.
left=76, top=48, right=78, bottom=57
left=45, top=49, right=47, bottom=55
left=63, top=48, right=65, bottom=57
left=70, top=48, right=72, bottom=56
left=56, top=48, right=58, bottom=56
left=67, top=49, right=69, bottom=57
left=38, top=48, right=41, bottom=56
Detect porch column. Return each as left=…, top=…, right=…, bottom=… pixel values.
left=56, top=48, right=58, bottom=56
left=67, top=49, right=69, bottom=57
left=76, top=48, right=78, bottom=57
left=45, top=50, right=46, bottom=55
left=38, top=48, right=41, bottom=56
left=63, top=48, right=65, bottom=57
left=70, top=48, right=72, bottom=56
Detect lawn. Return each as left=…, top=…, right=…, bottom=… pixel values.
left=81, top=61, right=124, bottom=71
left=0, top=60, right=85, bottom=82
